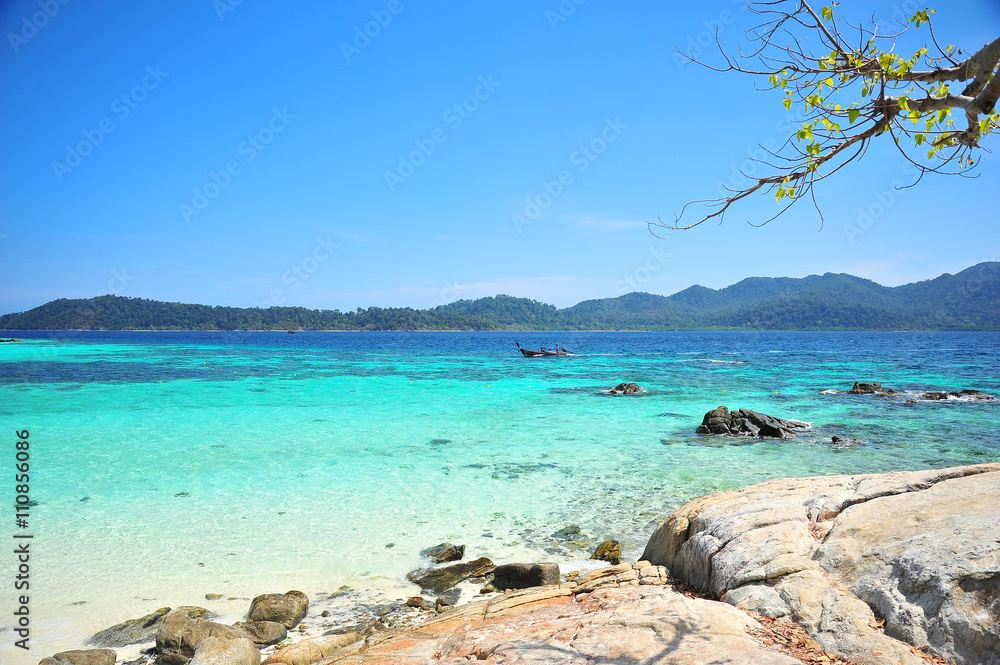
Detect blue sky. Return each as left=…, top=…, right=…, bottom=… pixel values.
left=1, top=0, right=998, bottom=314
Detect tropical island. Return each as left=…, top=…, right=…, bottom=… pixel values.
left=2, top=262, right=998, bottom=332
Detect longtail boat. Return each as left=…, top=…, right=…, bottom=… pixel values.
left=516, top=342, right=569, bottom=357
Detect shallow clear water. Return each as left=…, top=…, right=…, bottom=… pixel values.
left=1, top=330, right=998, bottom=658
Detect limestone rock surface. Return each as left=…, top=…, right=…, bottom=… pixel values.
left=641, top=462, right=1000, bottom=665
left=306, top=569, right=803, bottom=664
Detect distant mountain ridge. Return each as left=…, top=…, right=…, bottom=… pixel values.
left=2, top=262, right=998, bottom=331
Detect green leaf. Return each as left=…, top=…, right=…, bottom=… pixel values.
left=898, top=97, right=910, bottom=111
left=821, top=6, right=833, bottom=21
left=915, top=134, right=925, bottom=145
left=848, top=108, right=860, bottom=123
left=783, top=98, right=792, bottom=110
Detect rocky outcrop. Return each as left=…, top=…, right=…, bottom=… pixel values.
left=641, top=463, right=1000, bottom=665
left=232, top=621, right=287, bottom=646
left=39, top=650, right=116, bottom=665
left=608, top=382, right=642, bottom=395
left=490, top=563, right=560, bottom=591
left=407, top=557, right=495, bottom=594
left=297, top=563, right=809, bottom=664
left=696, top=406, right=808, bottom=439
left=156, top=609, right=250, bottom=665
left=848, top=381, right=898, bottom=395
left=590, top=540, right=622, bottom=565
left=247, top=591, right=308, bottom=629
left=260, top=633, right=362, bottom=665
left=189, top=636, right=259, bottom=665
left=923, top=389, right=995, bottom=401
left=419, top=542, right=465, bottom=563
left=89, top=606, right=208, bottom=648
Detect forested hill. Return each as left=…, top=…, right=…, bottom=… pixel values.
left=2, top=262, right=998, bottom=331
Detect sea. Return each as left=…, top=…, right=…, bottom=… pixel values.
left=1, top=330, right=998, bottom=661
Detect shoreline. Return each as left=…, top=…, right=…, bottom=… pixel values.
left=28, top=463, right=1000, bottom=665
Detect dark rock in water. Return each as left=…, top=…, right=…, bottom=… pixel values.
left=205, top=594, right=223, bottom=601
left=429, top=438, right=452, bottom=445
left=949, top=389, right=994, bottom=400
left=247, top=590, right=308, bottom=629
left=39, top=650, right=117, bottom=665
left=156, top=609, right=247, bottom=665
left=590, top=540, right=622, bottom=565
left=232, top=620, right=286, bottom=646
left=848, top=381, right=898, bottom=396
left=696, top=406, right=807, bottom=439
left=552, top=525, right=581, bottom=540
left=491, top=563, right=560, bottom=591
left=479, top=584, right=496, bottom=594
left=923, top=392, right=949, bottom=400
left=407, top=557, right=495, bottom=594
left=89, top=606, right=208, bottom=648
left=406, top=597, right=433, bottom=610
left=420, top=542, right=465, bottom=563
left=609, top=382, right=642, bottom=395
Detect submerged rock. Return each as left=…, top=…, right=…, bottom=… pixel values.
left=695, top=406, right=807, bottom=439
left=590, top=540, right=622, bottom=565
left=407, top=557, right=495, bottom=594
left=39, top=650, right=116, bottom=665
left=642, top=462, right=1000, bottom=665
left=551, top=524, right=582, bottom=540
left=247, top=591, right=308, bottom=629
left=608, top=382, right=642, bottom=395
left=419, top=542, right=465, bottom=563
left=491, top=563, right=560, bottom=590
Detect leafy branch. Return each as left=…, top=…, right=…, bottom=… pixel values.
left=651, top=1, right=1000, bottom=234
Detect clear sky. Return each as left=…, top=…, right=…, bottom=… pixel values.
left=1, top=0, right=998, bottom=314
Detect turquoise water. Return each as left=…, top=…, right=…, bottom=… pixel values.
left=1, top=331, right=998, bottom=658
